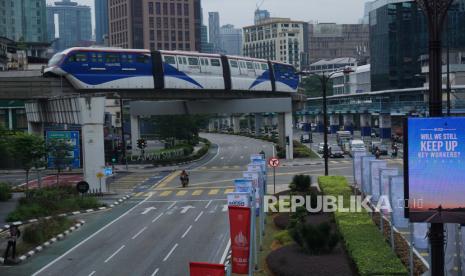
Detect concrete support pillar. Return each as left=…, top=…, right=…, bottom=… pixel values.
left=216, top=118, right=221, bottom=130
left=343, top=114, right=354, bottom=134
left=232, top=116, right=240, bottom=134
left=27, top=121, right=44, bottom=136
left=360, top=113, right=372, bottom=138
left=208, top=120, right=215, bottom=132
left=80, top=97, right=107, bottom=193
left=254, top=114, right=263, bottom=135
left=315, top=114, right=324, bottom=133
left=379, top=113, right=392, bottom=140
left=277, top=113, right=294, bottom=160
left=130, top=114, right=140, bottom=154
left=272, top=114, right=278, bottom=127
left=329, top=114, right=340, bottom=134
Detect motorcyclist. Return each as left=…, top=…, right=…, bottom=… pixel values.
left=180, top=170, right=189, bottom=187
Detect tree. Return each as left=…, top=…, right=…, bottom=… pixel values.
left=10, top=133, right=45, bottom=192
left=46, top=139, right=74, bottom=186
left=151, top=115, right=210, bottom=148
left=300, top=75, right=333, bottom=98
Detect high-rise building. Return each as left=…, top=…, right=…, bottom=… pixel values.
left=200, top=25, right=214, bottom=53
left=109, top=0, right=201, bottom=51
left=243, top=18, right=309, bottom=70
left=208, top=12, right=220, bottom=52
left=95, top=0, right=109, bottom=45
left=369, top=0, right=465, bottom=91
left=0, top=0, right=47, bottom=42
left=308, top=23, right=370, bottom=65
left=219, top=24, right=242, bottom=55
left=254, top=9, right=270, bottom=25
left=46, top=0, right=92, bottom=51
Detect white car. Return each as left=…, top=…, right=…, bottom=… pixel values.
left=349, top=140, right=366, bottom=156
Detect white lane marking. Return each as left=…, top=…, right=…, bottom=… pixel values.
left=88, top=271, right=96, bottom=276
left=152, top=213, right=163, bottom=223
left=104, top=245, right=125, bottom=263
left=131, top=226, right=147, bottom=240
left=194, top=211, right=204, bottom=222
left=144, top=199, right=227, bottom=203
left=220, top=156, right=224, bottom=160
left=167, top=202, right=176, bottom=210
left=32, top=194, right=153, bottom=276
left=163, top=243, right=178, bottom=262
left=151, top=268, right=159, bottom=276
left=181, top=225, right=193, bottom=239
left=205, top=200, right=212, bottom=209
left=220, top=239, right=231, bottom=264
left=200, top=143, right=221, bottom=167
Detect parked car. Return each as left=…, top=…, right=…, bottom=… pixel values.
left=329, top=144, right=344, bottom=158
left=300, top=133, right=312, bottom=143
left=317, top=142, right=325, bottom=154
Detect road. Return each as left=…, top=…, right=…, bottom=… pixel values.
left=28, top=133, right=275, bottom=276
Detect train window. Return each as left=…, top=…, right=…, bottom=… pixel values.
left=261, top=63, right=268, bottom=70
left=210, top=59, right=221, bottom=67
left=239, top=61, right=246, bottom=68
left=136, top=54, right=150, bottom=64
left=75, top=52, right=87, bottom=62
left=164, top=55, right=176, bottom=65
left=105, top=53, right=120, bottom=63
left=121, top=54, right=133, bottom=63
left=246, top=62, right=254, bottom=70
left=66, top=55, right=76, bottom=63
left=200, top=58, right=209, bottom=66
left=177, top=57, right=184, bottom=65
left=254, top=63, right=260, bottom=70
left=188, top=57, right=199, bottom=66
left=229, top=60, right=238, bottom=68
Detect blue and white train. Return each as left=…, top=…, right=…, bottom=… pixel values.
left=44, top=47, right=299, bottom=93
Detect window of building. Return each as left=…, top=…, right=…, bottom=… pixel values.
left=210, top=59, right=221, bottom=66
left=155, top=2, right=161, bottom=14
left=148, top=2, right=153, bottom=14
left=177, top=3, right=182, bottom=15
left=150, top=30, right=155, bottom=41
left=163, top=2, right=167, bottom=15
left=156, top=17, right=162, bottom=28
left=149, top=17, right=154, bottom=28
left=164, top=55, right=176, bottom=65
left=183, top=3, right=189, bottom=16
left=185, top=31, right=190, bottom=40
left=170, top=3, right=175, bottom=15
left=171, top=18, right=175, bottom=28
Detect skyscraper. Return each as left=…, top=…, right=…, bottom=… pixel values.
left=0, top=0, right=47, bottom=42
left=208, top=12, right=220, bottom=51
left=46, top=0, right=92, bottom=51
left=109, top=0, right=201, bottom=51
left=254, top=9, right=270, bottom=25
left=95, top=0, right=109, bottom=45
left=219, top=24, right=242, bottom=55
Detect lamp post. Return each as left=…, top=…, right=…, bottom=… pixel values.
left=299, top=67, right=353, bottom=176
left=417, top=1, right=453, bottom=275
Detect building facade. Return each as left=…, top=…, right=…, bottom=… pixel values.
left=200, top=25, right=214, bottom=53
left=208, top=12, right=220, bottom=51
left=243, top=18, right=308, bottom=69
left=46, top=0, right=92, bottom=51
left=95, top=0, right=109, bottom=45
left=254, top=9, right=270, bottom=25
left=308, top=23, right=370, bottom=65
left=0, top=0, right=47, bottom=43
left=332, top=64, right=371, bottom=95
left=109, top=0, right=201, bottom=51
left=219, top=24, right=242, bottom=55
left=369, top=0, right=465, bottom=91
left=309, top=57, right=357, bottom=74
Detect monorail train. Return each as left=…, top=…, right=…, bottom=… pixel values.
left=44, top=47, right=299, bottom=93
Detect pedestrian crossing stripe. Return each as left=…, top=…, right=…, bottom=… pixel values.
left=192, top=190, right=203, bottom=196
left=160, top=191, right=172, bottom=197
left=208, top=189, right=219, bottom=195
left=135, top=192, right=144, bottom=197
left=224, top=188, right=234, bottom=194
left=176, top=190, right=188, bottom=196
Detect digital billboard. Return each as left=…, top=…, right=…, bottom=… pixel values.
left=46, top=130, right=81, bottom=169
left=405, top=117, right=465, bottom=223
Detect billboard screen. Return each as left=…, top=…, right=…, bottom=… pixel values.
left=46, top=130, right=81, bottom=169
left=405, top=117, right=465, bottom=223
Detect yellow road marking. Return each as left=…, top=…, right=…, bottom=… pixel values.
left=208, top=189, right=219, bottom=195
left=224, top=188, right=234, bottom=194
left=176, top=190, right=188, bottom=196
left=211, top=166, right=217, bottom=169
left=155, top=171, right=180, bottom=189
left=160, top=191, right=172, bottom=197
left=135, top=192, right=144, bottom=197
left=192, top=190, right=203, bottom=196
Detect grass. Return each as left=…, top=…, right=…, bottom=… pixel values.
left=319, top=176, right=408, bottom=276
left=0, top=182, right=12, bottom=201
left=293, top=140, right=320, bottom=159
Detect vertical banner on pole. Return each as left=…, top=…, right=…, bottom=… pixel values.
left=353, top=151, right=368, bottom=189
left=361, top=156, right=376, bottom=194
left=189, top=262, right=225, bottom=276
left=389, top=176, right=409, bottom=229
left=228, top=206, right=252, bottom=275
left=369, top=160, right=387, bottom=203
left=444, top=224, right=458, bottom=275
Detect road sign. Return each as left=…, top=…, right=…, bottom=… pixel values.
left=96, top=172, right=105, bottom=179
left=76, top=181, right=89, bottom=194
left=104, top=167, right=113, bottom=176
left=268, top=157, right=279, bottom=167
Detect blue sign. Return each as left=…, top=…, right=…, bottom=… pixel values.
left=406, top=117, right=465, bottom=223
left=234, top=179, right=254, bottom=194
left=46, top=130, right=81, bottom=169
left=104, top=167, right=113, bottom=176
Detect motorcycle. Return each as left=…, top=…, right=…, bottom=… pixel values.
left=181, top=176, right=189, bottom=187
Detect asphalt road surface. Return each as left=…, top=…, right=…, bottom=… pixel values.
left=27, top=133, right=275, bottom=276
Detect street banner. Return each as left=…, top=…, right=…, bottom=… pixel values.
left=413, top=223, right=428, bottom=250
left=252, top=159, right=266, bottom=173
left=243, top=172, right=261, bottom=211
left=405, top=117, right=465, bottom=223
left=248, top=164, right=262, bottom=173
left=379, top=168, right=399, bottom=215
left=189, top=262, right=225, bottom=276
left=228, top=206, right=251, bottom=274
left=353, top=151, right=368, bottom=189
left=227, top=192, right=251, bottom=207
left=369, top=160, right=387, bottom=203
left=361, top=156, right=376, bottom=194
left=389, top=176, right=409, bottom=229
left=234, top=179, right=254, bottom=194
left=250, top=154, right=264, bottom=161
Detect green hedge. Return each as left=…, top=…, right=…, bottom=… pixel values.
left=22, top=217, right=73, bottom=245
left=0, top=182, right=12, bottom=201
left=318, top=176, right=408, bottom=276
left=152, top=139, right=211, bottom=166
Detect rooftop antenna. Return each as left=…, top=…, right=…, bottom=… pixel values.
left=256, top=0, right=265, bottom=11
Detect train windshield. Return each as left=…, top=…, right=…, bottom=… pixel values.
left=48, top=53, right=65, bottom=67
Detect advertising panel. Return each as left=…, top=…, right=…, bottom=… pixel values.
left=227, top=192, right=251, bottom=208
left=361, top=156, right=376, bottom=194
left=228, top=206, right=251, bottom=274
left=353, top=151, right=368, bottom=189
left=234, top=179, right=254, bottom=194
left=405, top=117, right=465, bottom=223
left=389, top=176, right=409, bottom=229
left=369, top=160, right=387, bottom=202
left=189, top=262, right=225, bottom=276
left=380, top=168, right=399, bottom=215
left=45, top=130, right=81, bottom=169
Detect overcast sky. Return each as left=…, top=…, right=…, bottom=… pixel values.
left=47, top=0, right=369, bottom=33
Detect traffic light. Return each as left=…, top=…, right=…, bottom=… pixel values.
left=137, top=138, right=147, bottom=150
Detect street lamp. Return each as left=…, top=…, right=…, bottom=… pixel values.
left=416, top=1, right=453, bottom=276
left=298, top=67, right=354, bottom=176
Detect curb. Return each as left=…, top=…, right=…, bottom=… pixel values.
left=1, top=194, right=132, bottom=231
left=0, top=220, right=86, bottom=264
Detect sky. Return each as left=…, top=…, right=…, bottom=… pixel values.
left=47, top=0, right=369, bottom=34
